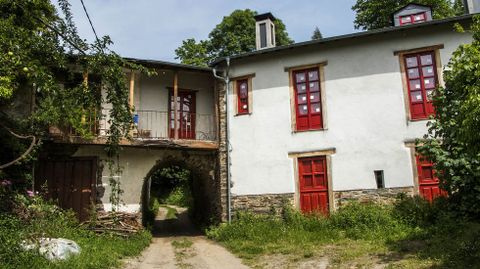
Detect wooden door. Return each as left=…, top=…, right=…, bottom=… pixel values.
left=35, top=157, right=97, bottom=221
left=169, top=90, right=196, bottom=139
left=298, top=156, right=329, bottom=214
left=416, top=155, right=447, bottom=202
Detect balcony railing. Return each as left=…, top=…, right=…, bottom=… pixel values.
left=58, top=109, right=217, bottom=142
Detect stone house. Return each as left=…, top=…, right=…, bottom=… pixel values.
left=37, top=3, right=477, bottom=222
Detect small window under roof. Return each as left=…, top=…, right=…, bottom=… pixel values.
left=393, top=3, right=433, bottom=27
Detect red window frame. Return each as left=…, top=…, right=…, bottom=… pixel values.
left=298, top=156, right=329, bottom=215
left=236, top=79, right=249, bottom=115
left=168, top=90, right=196, bottom=139
left=293, top=68, right=323, bottom=131
left=399, top=12, right=427, bottom=26
left=404, top=51, right=437, bottom=120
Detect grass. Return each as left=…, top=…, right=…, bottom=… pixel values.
left=0, top=196, right=151, bottom=269
left=161, top=205, right=178, bottom=220
left=172, top=238, right=195, bottom=269
left=207, top=198, right=480, bottom=268
left=172, top=238, right=193, bottom=249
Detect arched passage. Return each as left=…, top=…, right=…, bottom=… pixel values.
left=141, top=153, right=218, bottom=230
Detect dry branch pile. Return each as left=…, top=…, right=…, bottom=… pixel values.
left=82, top=211, right=142, bottom=237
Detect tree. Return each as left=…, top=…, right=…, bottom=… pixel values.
left=0, top=0, right=149, bottom=193
left=174, top=38, right=211, bottom=66
left=175, top=9, right=294, bottom=66
left=311, top=26, right=323, bottom=40
left=352, top=0, right=465, bottom=30
left=418, top=17, right=480, bottom=218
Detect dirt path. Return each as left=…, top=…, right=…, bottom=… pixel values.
left=123, top=207, right=249, bottom=269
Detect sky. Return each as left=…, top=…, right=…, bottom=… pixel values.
left=63, top=0, right=359, bottom=62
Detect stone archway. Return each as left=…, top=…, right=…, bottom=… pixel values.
left=141, top=151, right=219, bottom=227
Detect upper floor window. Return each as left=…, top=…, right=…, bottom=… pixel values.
left=404, top=51, right=437, bottom=120
left=293, top=68, right=323, bottom=131
left=233, top=75, right=254, bottom=116
left=237, top=79, right=249, bottom=115
left=400, top=12, right=426, bottom=25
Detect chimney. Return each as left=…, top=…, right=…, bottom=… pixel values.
left=254, top=13, right=276, bottom=50
left=464, top=0, right=480, bottom=14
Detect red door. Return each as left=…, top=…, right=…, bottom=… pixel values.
left=298, top=156, right=329, bottom=214
left=416, top=155, right=447, bottom=202
left=169, top=90, right=196, bottom=139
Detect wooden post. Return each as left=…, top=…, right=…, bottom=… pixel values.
left=173, top=71, right=179, bottom=140
left=129, top=71, right=135, bottom=109
left=129, top=71, right=135, bottom=136
left=82, top=71, right=88, bottom=124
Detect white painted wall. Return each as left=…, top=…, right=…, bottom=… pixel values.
left=102, top=70, right=216, bottom=140
left=226, top=24, right=473, bottom=196
left=134, top=70, right=216, bottom=140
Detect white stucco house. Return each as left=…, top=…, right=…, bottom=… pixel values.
left=36, top=2, right=478, bottom=222
left=211, top=3, right=475, bottom=216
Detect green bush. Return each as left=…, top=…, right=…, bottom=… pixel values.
left=330, top=202, right=406, bottom=240
left=393, top=194, right=453, bottom=227
left=0, top=192, right=151, bottom=269
left=164, top=185, right=193, bottom=208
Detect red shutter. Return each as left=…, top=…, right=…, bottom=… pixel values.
left=237, top=79, right=249, bottom=115
left=405, top=51, right=437, bottom=120
left=416, top=155, right=447, bottom=202
left=293, top=68, right=323, bottom=131
left=298, top=156, right=329, bottom=214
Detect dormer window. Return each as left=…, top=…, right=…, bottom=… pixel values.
left=400, top=12, right=427, bottom=25
left=393, top=3, right=432, bottom=27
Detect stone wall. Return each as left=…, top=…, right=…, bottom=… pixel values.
left=333, top=187, right=415, bottom=208
left=215, top=79, right=229, bottom=221
left=231, top=193, right=294, bottom=215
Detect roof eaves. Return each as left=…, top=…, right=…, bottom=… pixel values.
left=125, top=57, right=212, bottom=72
left=209, top=14, right=473, bottom=67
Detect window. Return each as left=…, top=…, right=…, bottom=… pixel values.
left=400, top=12, right=426, bottom=26
left=293, top=68, right=323, bottom=130
left=233, top=75, right=254, bottom=115
left=374, top=170, right=385, bottom=189
left=259, top=23, right=267, bottom=48
left=404, top=51, right=437, bottom=120
left=237, top=79, right=249, bottom=115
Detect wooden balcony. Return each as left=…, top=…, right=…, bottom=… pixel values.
left=49, top=109, right=218, bottom=150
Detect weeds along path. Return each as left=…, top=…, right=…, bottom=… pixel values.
left=123, top=206, right=249, bottom=269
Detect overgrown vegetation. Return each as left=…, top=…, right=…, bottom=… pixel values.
left=0, top=184, right=151, bottom=269
left=144, top=165, right=193, bottom=227
left=207, top=197, right=480, bottom=268
left=418, top=16, right=480, bottom=219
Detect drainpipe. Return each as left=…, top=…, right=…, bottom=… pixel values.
left=212, top=57, right=232, bottom=223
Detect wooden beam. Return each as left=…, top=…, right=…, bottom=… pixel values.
left=82, top=71, right=88, bottom=124
left=129, top=71, right=135, bottom=136
left=129, top=71, right=135, bottom=109
left=284, top=61, right=328, bottom=72
left=173, top=71, right=179, bottom=140
left=393, top=44, right=444, bottom=56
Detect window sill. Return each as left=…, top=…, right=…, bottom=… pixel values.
left=234, top=112, right=252, bottom=117
left=409, top=117, right=433, bottom=122
left=292, top=128, right=328, bottom=134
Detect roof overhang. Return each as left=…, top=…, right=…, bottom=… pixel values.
left=209, top=14, right=474, bottom=67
